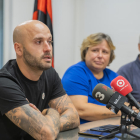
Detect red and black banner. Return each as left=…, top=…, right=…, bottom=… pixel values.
left=33, top=0, right=54, bottom=68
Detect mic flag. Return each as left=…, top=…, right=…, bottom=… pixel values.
left=110, top=75, right=132, bottom=96
left=107, top=92, right=126, bottom=111
left=92, top=84, right=126, bottom=114
left=111, top=76, right=140, bottom=110
left=92, top=83, right=113, bottom=104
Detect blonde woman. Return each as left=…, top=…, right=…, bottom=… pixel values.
left=62, top=33, right=121, bottom=124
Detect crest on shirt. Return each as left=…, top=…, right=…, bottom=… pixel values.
left=42, top=92, right=45, bottom=100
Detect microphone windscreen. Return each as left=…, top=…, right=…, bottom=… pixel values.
left=92, top=83, right=114, bottom=104
left=110, top=76, right=133, bottom=96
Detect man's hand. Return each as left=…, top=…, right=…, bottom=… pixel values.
left=26, top=98, right=41, bottom=113
left=132, top=106, right=139, bottom=114
left=29, top=103, right=41, bottom=113
left=28, top=102, right=48, bottom=115
left=125, top=102, right=140, bottom=113
left=42, top=109, right=48, bottom=115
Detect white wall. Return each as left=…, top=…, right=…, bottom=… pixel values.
left=82, top=0, right=140, bottom=73
left=3, top=0, right=34, bottom=64
left=3, top=0, right=140, bottom=78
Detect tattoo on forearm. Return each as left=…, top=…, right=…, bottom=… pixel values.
left=6, top=104, right=60, bottom=139
left=46, top=108, right=60, bottom=134
left=60, top=109, right=79, bottom=131
left=49, top=95, right=72, bottom=113
left=49, top=95, right=80, bottom=131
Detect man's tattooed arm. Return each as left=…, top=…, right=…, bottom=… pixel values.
left=5, top=104, right=60, bottom=140
left=48, top=94, right=80, bottom=131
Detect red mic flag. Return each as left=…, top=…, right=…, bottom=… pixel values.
left=110, top=76, right=133, bottom=96
left=33, top=0, right=54, bottom=68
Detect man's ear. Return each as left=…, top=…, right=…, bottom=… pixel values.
left=14, top=42, right=23, bottom=56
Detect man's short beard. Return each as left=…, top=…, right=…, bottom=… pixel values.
left=23, top=46, right=51, bottom=71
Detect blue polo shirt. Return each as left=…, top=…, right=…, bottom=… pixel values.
left=62, top=61, right=118, bottom=124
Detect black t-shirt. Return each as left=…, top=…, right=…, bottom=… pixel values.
left=0, top=59, right=66, bottom=140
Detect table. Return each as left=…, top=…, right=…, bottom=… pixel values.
left=56, top=117, right=140, bottom=140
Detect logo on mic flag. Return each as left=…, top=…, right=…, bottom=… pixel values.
left=102, top=86, right=107, bottom=91
left=117, top=79, right=125, bottom=87
left=95, top=92, right=105, bottom=101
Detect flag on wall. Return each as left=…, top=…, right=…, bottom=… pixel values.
left=33, top=0, right=54, bottom=67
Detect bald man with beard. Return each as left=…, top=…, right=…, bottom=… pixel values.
left=0, top=20, right=79, bottom=140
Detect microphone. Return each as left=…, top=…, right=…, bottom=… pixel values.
left=110, top=76, right=140, bottom=110
left=92, top=83, right=138, bottom=117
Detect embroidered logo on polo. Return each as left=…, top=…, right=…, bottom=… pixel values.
left=42, top=92, right=45, bottom=100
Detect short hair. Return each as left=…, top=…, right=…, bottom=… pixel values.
left=80, top=33, right=116, bottom=65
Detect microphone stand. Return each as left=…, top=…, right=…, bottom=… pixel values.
left=99, top=112, right=140, bottom=140
left=127, top=104, right=133, bottom=129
